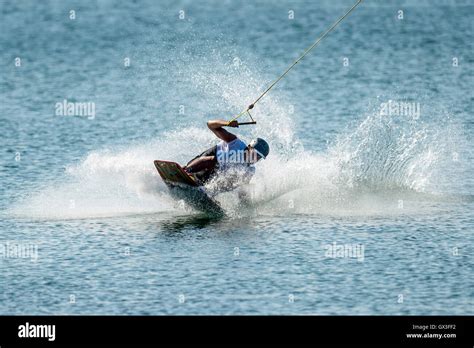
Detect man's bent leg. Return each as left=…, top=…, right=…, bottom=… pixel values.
left=184, top=156, right=216, bottom=173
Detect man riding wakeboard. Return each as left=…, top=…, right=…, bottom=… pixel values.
left=184, top=119, right=270, bottom=188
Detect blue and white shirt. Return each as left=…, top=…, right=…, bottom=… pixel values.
left=216, top=138, right=255, bottom=180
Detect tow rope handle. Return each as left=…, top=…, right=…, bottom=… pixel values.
left=229, top=107, right=256, bottom=126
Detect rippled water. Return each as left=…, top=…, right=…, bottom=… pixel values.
left=1, top=0, right=473, bottom=314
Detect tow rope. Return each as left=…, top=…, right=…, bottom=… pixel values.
left=229, top=0, right=362, bottom=125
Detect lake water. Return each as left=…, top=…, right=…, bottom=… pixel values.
left=1, top=0, right=473, bottom=314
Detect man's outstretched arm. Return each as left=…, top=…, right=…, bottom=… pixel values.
left=207, top=120, right=238, bottom=143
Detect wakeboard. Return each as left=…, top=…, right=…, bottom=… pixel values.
left=154, top=160, right=225, bottom=217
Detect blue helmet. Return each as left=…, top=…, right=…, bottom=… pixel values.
left=249, top=138, right=270, bottom=159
